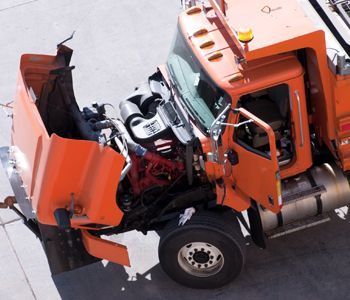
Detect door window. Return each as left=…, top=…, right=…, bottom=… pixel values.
left=234, top=84, right=294, bottom=166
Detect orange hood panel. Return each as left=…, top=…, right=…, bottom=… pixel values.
left=11, top=53, right=125, bottom=228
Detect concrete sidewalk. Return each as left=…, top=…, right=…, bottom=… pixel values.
left=0, top=1, right=179, bottom=299
left=1, top=1, right=350, bottom=299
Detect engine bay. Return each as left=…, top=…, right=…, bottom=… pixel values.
left=35, top=60, right=216, bottom=232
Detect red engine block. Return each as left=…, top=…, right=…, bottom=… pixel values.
left=128, top=152, right=184, bottom=195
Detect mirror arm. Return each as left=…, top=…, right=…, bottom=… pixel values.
left=208, top=105, right=231, bottom=163
left=208, top=105, right=255, bottom=163
left=219, top=119, right=253, bottom=128
left=209, top=105, right=231, bottom=135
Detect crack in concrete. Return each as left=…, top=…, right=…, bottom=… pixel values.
left=0, top=0, right=39, bottom=13
left=3, top=225, right=37, bottom=299
left=0, top=217, right=21, bottom=226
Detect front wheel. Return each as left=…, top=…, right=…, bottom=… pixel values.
left=158, top=211, right=246, bottom=289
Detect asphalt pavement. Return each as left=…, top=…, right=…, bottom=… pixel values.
left=0, top=1, right=350, bottom=299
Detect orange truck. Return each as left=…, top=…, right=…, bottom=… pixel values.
left=2, top=0, right=350, bottom=289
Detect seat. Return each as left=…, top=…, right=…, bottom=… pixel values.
left=241, top=96, right=284, bottom=148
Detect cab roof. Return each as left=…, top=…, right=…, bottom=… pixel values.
left=178, top=0, right=327, bottom=91
left=224, top=0, right=318, bottom=60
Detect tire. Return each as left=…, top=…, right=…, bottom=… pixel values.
left=158, top=210, right=246, bottom=289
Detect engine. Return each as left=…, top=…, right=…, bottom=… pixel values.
left=80, top=72, right=208, bottom=214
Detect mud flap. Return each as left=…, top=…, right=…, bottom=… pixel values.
left=39, top=223, right=100, bottom=275
left=247, top=201, right=267, bottom=249
left=81, top=230, right=130, bottom=267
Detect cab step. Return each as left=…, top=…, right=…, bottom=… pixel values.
left=282, top=185, right=326, bottom=203
left=266, top=213, right=331, bottom=239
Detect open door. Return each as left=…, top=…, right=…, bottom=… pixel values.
left=230, top=107, right=282, bottom=213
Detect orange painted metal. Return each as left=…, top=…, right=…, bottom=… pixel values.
left=161, top=54, right=311, bottom=212
left=216, top=179, right=250, bottom=212
left=81, top=230, right=130, bottom=267
left=229, top=108, right=281, bottom=212
left=177, top=0, right=350, bottom=211
left=329, top=71, right=350, bottom=171
left=208, top=0, right=244, bottom=60
left=218, top=0, right=226, bottom=14
left=180, top=0, right=335, bottom=147
left=11, top=53, right=126, bottom=228
left=280, top=76, right=313, bottom=178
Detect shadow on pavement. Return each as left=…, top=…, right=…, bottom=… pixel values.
left=53, top=212, right=350, bottom=300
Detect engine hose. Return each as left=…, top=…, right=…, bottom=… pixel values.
left=113, top=134, right=132, bottom=181
left=69, top=103, right=100, bottom=142
left=113, top=119, right=147, bottom=156
left=57, top=80, right=100, bottom=142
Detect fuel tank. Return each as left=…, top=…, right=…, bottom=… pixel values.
left=259, top=163, right=350, bottom=231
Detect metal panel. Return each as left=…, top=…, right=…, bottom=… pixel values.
left=330, top=0, right=350, bottom=28
left=0, top=146, right=35, bottom=219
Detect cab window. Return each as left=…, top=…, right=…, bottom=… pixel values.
left=234, top=84, right=294, bottom=166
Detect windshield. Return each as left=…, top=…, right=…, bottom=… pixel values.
left=166, top=27, right=229, bottom=132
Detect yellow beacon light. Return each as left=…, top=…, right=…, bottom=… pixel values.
left=237, top=28, right=254, bottom=43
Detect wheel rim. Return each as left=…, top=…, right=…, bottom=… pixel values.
left=177, top=242, right=224, bottom=277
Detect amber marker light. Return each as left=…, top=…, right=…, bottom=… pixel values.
left=237, top=28, right=254, bottom=43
